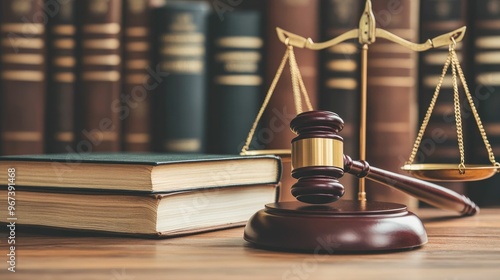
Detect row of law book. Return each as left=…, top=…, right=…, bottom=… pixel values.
left=0, top=0, right=267, bottom=156
left=0, top=153, right=281, bottom=236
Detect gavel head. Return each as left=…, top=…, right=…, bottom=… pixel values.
left=290, top=110, right=345, bottom=204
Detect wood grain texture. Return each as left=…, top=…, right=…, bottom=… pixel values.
left=1, top=209, right=499, bottom=279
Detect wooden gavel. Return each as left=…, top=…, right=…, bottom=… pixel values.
left=289, top=110, right=479, bottom=216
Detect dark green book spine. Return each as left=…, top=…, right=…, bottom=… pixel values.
left=46, top=0, right=77, bottom=153
left=208, top=11, right=263, bottom=154
left=468, top=0, right=500, bottom=206
left=154, top=1, right=210, bottom=153
left=319, top=0, right=363, bottom=200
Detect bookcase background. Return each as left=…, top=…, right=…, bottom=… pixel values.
left=0, top=0, right=499, bottom=205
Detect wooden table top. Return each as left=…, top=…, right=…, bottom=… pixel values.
left=1, top=208, right=500, bottom=280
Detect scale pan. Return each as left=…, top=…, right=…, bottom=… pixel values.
left=401, top=163, right=499, bottom=182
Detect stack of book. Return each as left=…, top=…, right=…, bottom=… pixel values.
left=0, top=153, right=281, bottom=236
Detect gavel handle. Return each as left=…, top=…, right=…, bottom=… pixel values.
left=343, top=155, right=479, bottom=216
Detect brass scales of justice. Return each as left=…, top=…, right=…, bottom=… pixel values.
left=240, top=0, right=500, bottom=252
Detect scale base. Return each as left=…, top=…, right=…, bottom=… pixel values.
left=244, top=200, right=427, bottom=253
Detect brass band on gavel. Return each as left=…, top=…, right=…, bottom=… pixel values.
left=292, top=138, right=344, bottom=170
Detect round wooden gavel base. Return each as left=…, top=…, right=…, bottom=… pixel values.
left=244, top=200, right=427, bottom=252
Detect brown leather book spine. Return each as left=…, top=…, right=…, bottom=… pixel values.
left=319, top=0, right=363, bottom=200
left=77, top=0, right=122, bottom=152
left=366, top=0, right=419, bottom=207
left=264, top=0, right=319, bottom=201
left=0, top=0, right=47, bottom=155
left=418, top=0, right=468, bottom=195
left=46, top=0, right=77, bottom=153
left=122, top=0, right=152, bottom=152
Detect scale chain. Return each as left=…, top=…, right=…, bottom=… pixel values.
left=406, top=40, right=499, bottom=171
left=450, top=47, right=499, bottom=168
left=406, top=50, right=452, bottom=165
left=451, top=50, right=466, bottom=173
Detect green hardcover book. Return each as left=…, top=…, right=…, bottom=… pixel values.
left=208, top=10, right=264, bottom=154
left=0, top=153, right=281, bottom=192
left=153, top=1, right=210, bottom=153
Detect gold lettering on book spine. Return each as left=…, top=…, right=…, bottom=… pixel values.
left=53, top=39, right=75, bottom=49
left=126, top=42, right=149, bottom=52
left=2, top=54, right=44, bottom=64
left=2, top=131, right=42, bottom=141
left=52, top=25, right=76, bottom=36
left=1, top=71, right=44, bottom=81
left=216, top=37, right=263, bottom=48
left=83, top=39, right=120, bottom=49
left=83, top=55, right=121, bottom=66
left=215, top=75, right=262, bottom=86
left=125, top=59, right=149, bottom=70
left=90, top=0, right=111, bottom=15
left=12, top=0, right=33, bottom=16
left=54, top=132, right=75, bottom=142
left=164, top=139, right=201, bottom=152
left=126, top=133, right=150, bottom=144
left=83, top=24, right=121, bottom=34
left=127, top=0, right=147, bottom=14
left=1, top=38, right=44, bottom=49
left=82, top=71, right=120, bottom=81
left=54, top=72, right=76, bottom=83
left=126, top=27, right=148, bottom=37
left=1, top=23, right=44, bottom=34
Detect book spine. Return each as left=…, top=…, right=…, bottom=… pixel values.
left=468, top=0, right=500, bottom=205
left=366, top=0, right=419, bottom=207
left=77, top=0, right=122, bottom=152
left=46, top=0, right=77, bottom=153
left=122, top=0, right=152, bottom=152
left=154, top=1, right=210, bottom=153
left=264, top=0, right=319, bottom=201
left=0, top=0, right=47, bottom=155
left=208, top=11, right=263, bottom=154
left=419, top=0, right=467, bottom=194
left=319, top=0, right=363, bottom=200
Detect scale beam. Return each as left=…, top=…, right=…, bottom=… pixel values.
left=276, top=26, right=466, bottom=52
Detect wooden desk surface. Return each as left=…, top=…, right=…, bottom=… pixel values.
left=1, top=208, right=500, bottom=280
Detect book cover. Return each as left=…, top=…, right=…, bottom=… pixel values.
left=0, top=153, right=282, bottom=193
left=319, top=0, right=363, bottom=200
left=153, top=1, right=210, bottom=153
left=122, top=0, right=153, bottom=152
left=264, top=0, right=319, bottom=201
left=77, top=0, right=123, bottom=152
left=366, top=0, right=419, bottom=207
left=0, top=184, right=277, bottom=236
left=208, top=10, right=264, bottom=154
left=0, top=0, right=47, bottom=155
left=46, top=0, right=78, bottom=153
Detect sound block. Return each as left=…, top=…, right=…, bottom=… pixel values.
left=244, top=200, right=427, bottom=252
